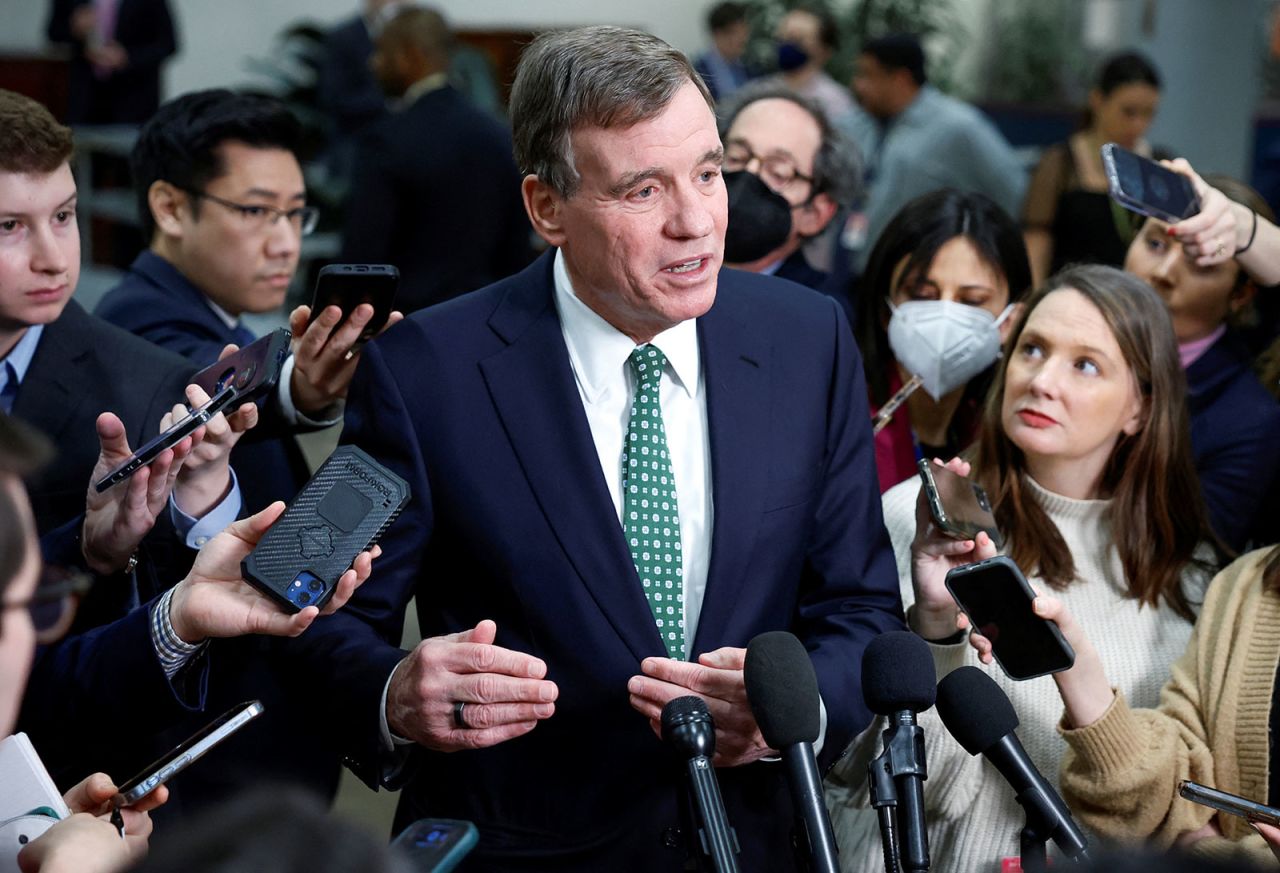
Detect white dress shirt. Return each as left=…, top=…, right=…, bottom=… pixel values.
left=552, top=250, right=714, bottom=654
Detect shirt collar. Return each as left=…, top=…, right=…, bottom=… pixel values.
left=0, top=324, right=45, bottom=386
left=399, top=73, right=450, bottom=108
left=1179, top=324, right=1227, bottom=370
left=552, top=248, right=701, bottom=403
left=204, top=295, right=239, bottom=330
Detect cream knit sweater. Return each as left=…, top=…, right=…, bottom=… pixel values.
left=825, top=476, right=1207, bottom=873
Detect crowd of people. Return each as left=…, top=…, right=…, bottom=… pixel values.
left=4, top=0, right=1280, bottom=871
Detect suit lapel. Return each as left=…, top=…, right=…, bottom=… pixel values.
left=12, top=302, right=93, bottom=444
left=691, top=288, right=772, bottom=654
left=480, top=259, right=663, bottom=663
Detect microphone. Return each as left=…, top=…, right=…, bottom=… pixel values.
left=661, top=696, right=741, bottom=873
left=744, top=631, right=839, bottom=873
left=935, top=666, right=1090, bottom=869
left=862, top=631, right=936, bottom=873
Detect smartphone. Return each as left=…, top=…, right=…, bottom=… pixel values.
left=918, top=459, right=1003, bottom=549
left=945, top=555, right=1075, bottom=681
left=1101, top=143, right=1201, bottom=224
left=241, top=445, right=410, bottom=612
left=308, top=264, right=398, bottom=347
left=1179, top=780, right=1280, bottom=827
left=391, top=818, right=479, bottom=872
left=93, top=385, right=237, bottom=493
left=113, top=701, right=264, bottom=807
left=190, top=328, right=291, bottom=413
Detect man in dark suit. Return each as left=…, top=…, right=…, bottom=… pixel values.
left=46, top=0, right=177, bottom=125
left=339, top=6, right=534, bottom=312
left=290, top=27, right=903, bottom=870
left=720, top=87, right=858, bottom=310
left=96, top=90, right=382, bottom=513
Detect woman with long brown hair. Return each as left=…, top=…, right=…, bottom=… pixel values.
left=827, top=264, right=1223, bottom=872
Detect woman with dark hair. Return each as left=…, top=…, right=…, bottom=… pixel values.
left=856, top=188, right=1032, bottom=492
left=1023, top=51, right=1163, bottom=283
left=1122, top=166, right=1280, bottom=551
left=828, top=265, right=1222, bottom=872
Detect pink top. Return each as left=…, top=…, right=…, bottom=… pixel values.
left=1179, top=324, right=1226, bottom=370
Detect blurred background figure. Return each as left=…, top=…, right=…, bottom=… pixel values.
left=1022, top=51, right=1164, bottom=285
left=45, top=0, right=177, bottom=125
left=761, top=6, right=857, bottom=128
left=339, top=5, right=533, bottom=312
left=841, top=33, right=1026, bottom=277
left=693, top=2, right=756, bottom=106
left=315, top=0, right=402, bottom=185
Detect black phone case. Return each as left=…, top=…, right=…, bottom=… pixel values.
left=241, top=446, right=409, bottom=612
left=945, top=555, right=1075, bottom=681
left=191, top=328, right=291, bottom=412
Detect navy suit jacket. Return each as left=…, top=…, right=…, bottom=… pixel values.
left=340, top=86, right=534, bottom=312
left=1186, top=332, right=1280, bottom=550
left=290, top=253, right=904, bottom=870
left=95, top=251, right=313, bottom=512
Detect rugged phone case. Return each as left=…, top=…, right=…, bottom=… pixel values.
left=241, top=445, right=410, bottom=612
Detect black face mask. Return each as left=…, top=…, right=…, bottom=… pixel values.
left=723, top=170, right=794, bottom=264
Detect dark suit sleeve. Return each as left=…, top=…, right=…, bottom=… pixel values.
left=797, top=297, right=906, bottom=771
left=278, top=334, right=430, bottom=787
left=18, top=598, right=209, bottom=785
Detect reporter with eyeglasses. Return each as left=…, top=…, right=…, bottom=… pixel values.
left=0, top=412, right=378, bottom=872
left=95, top=88, right=404, bottom=516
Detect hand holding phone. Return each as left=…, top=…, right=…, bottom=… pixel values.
left=917, top=458, right=1003, bottom=548
left=307, top=264, right=398, bottom=348
left=946, top=555, right=1075, bottom=680
left=94, top=386, right=236, bottom=493
left=190, top=329, right=291, bottom=413
left=1102, top=143, right=1201, bottom=224
left=113, top=702, right=264, bottom=807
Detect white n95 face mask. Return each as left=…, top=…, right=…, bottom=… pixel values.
left=886, top=300, right=1010, bottom=402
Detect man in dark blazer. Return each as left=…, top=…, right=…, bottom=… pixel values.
left=46, top=0, right=177, bottom=125
left=97, top=89, right=383, bottom=513
left=289, top=27, right=903, bottom=870
left=340, top=7, right=534, bottom=313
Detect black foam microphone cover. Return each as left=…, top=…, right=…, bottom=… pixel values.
left=935, top=666, right=1020, bottom=755
left=744, top=631, right=821, bottom=747
left=861, top=630, right=937, bottom=715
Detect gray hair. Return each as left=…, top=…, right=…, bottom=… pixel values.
left=720, top=84, right=863, bottom=207
left=510, top=26, right=713, bottom=198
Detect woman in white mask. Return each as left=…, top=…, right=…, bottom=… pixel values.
left=853, top=189, right=1032, bottom=493
left=828, top=265, right=1223, bottom=872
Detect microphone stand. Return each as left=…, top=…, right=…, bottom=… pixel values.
left=869, top=716, right=929, bottom=872
left=867, top=750, right=901, bottom=873
left=1014, top=785, right=1091, bottom=872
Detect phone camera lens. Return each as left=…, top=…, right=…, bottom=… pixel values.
left=297, top=591, right=312, bottom=605
left=308, top=579, right=323, bottom=593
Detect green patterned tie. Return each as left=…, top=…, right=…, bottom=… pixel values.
left=623, top=344, right=685, bottom=659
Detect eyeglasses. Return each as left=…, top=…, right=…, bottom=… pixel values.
left=183, top=188, right=321, bottom=236
left=3, top=565, right=93, bottom=644
left=723, top=142, right=814, bottom=192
